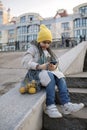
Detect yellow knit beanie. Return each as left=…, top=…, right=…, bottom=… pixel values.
left=37, top=24, right=52, bottom=43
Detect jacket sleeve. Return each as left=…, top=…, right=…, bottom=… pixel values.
left=22, top=45, right=39, bottom=70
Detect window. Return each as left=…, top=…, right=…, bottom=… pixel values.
left=17, top=26, right=27, bottom=34
left=79, top=6, right=87, bottom=14
left=62, top=32, right=70, bottom=37
left=77, top=19, right=80, bottom=27
left=17, top=36, right=21, bottom=42
left=21, top=35, right=27, bottom=42
left=74, top=19, right=80, bottom=28
left=61, top=22, right=69, bottom=30
left=27, top=26, right=33, bottom=33
left=74, top=18, right=87, bottom=28
left=82, top=18, right=86, bottom=27
left=27, top=34, right=37, bottom=42
left=30, top=17, right=33, bottom=21
left=17, top=35, right=27, bottom=42
left=82, top=29, right=86, bottom=36
left=27, top=35, right=33, bottom=42
left=33, top=34, right=37, bottom=40
left=17, top=27, right=21, bottom=34
left=74, top=30, right=81, bottom=38
left=28, top=15, right=34, bottom=22
left=46, top=24, right=51, bottom=30
left=20, top=16, right=26, bottom=23
left=22, top=26, right=27, bottom=34
left=33, top=25, right=39, bottom=32
left=8, top=38, right=15, bottom=43
left=8, top=29, right=15, bottom=35
left=74, top=29, right=87, bottom=40
left=27, top=25, right=39, bottom=33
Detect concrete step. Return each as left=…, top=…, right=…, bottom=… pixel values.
left=55, top=88, right=87, bottom=106
left=66, top=76, right=87, bottom=88
left=0, top=84, right=46, bottom=130
left=69, top=88, right=87, bottom=107
left=67, top=72, right=87, bottom=77
left=42, top=107, right=87, bottom=130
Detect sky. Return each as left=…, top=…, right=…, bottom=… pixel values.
left=2, top=0, right=87, bottom=18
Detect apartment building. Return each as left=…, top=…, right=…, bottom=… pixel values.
left=0, top=1, right=10, bottom=25
left=0, top=1, right=11, bottom=48
left=0, top=2, right=87, bottom=50
left=73, top=3, right=87, bottom=41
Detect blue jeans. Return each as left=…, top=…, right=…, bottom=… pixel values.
left=46, top=72, right=71, bottom=106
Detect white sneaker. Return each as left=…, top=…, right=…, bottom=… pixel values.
left=61, top=102, right=84, bottom=115
left=45, top=104, right=62, bottom=118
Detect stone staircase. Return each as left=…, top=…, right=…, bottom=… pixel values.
left=42, top=108, right=87, bottom=130
left=42, top=73, right=87, bottom=130
left=0, top=42, right=87, bottom=130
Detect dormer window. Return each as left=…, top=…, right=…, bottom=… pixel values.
left=30, top=17, right=33, bottom=21
left=28, top=15, right=34, bottom=22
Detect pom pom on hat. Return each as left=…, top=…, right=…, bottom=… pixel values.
left=37, top=24, right=52, bottom=43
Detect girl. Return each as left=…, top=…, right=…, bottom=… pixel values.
left=22, top=24, right=84, bottom=118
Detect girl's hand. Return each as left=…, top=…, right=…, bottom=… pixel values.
left=37, top=64, right=47, bottom=70
left=48, top=63, right=57, bottom=71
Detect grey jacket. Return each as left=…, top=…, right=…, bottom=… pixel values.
left=22, top=44, right=64, bottom=86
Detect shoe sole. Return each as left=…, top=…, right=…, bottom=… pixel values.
left=44, top=111, right=63, bottom=118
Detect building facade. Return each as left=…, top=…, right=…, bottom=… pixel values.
left=73, top=3, right=87, bottom=41
left=0, top=2, right=87, bottom=50
left=0, top=1, right=10, bottom=25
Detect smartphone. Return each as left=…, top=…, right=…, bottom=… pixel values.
left=50, top=61, right=57, bottom=65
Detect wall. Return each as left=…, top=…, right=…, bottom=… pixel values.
left=59, top=42, right=87, bottom=75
